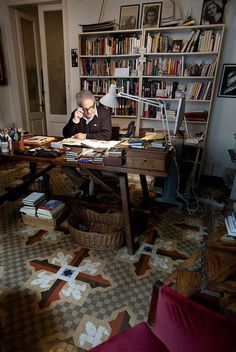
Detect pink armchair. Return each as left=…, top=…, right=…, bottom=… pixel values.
left=90, top=282, right=236, bottom=352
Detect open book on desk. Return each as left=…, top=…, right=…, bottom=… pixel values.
left=61, top=138, right=120, bottom=149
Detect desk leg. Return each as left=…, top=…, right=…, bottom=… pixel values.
left=30, top=162, right=37, bottom=176
left=119, top=173, right=135, bottom=255
left=139, top=174, right=149, bottom=205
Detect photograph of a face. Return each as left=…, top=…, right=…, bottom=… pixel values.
left=200, top=0, right=226, bottom=25
left=141, top=2, right=162, bottom=29
left=172, top=40, right=182, bottom=53
left=218, top=64, right=236, bottom=98
left=119, top=4, right=140, bottom=30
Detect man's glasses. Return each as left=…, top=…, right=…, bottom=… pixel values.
left=82, top=103, right=96, bottom=113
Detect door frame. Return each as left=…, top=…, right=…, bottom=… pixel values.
left=38, top=2, right=70, bottom=135
left=15, top=9, right=46, bottom=134
left=5, top=0, right=70, bottom=134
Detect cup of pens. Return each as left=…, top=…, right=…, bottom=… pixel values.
left=1, top=141, right=9, bottom=153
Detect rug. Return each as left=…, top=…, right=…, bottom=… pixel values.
left=0, top=194, right=204, bottom=351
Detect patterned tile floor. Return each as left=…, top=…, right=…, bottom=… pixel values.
left=0, top=197, right=206, bottom=351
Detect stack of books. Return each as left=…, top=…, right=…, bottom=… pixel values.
left=65, top=150, right=80, bottom=162
left=36, top=200, right=65, bottom=220
left=107, top=147, right=125, bottom=157
left=150, top=141, right=167, bottom=150
left=128, top=139, right=146, bottom=149
left=80, top=20, right=118, bottom=33
left=225, top=213, right=236, bottom=237
left=20, top=192, right=46, bottom=216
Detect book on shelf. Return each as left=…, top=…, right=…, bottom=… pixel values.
left=80, top=35, right=141, bottom=55
left=144, top=57, right=184, bottom=76
left=80, top=58, right=139, bottom=76
left=184, top=111, right=208, bottom=122
left=81, top=78, right=139, bottom=96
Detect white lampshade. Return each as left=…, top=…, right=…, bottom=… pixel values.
left=100, top=84, right=119, bottom=108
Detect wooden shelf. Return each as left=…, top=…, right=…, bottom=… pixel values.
left=80, top=54, right=140, bottom=58
left=144, top=52, right=218, bottom=56
left=143, top=24, right=224, bottom=32
left=80, top=76, right=138, bottom=79
left=142, top=76, right=214, bottom=79
left=79, top=29, right=142, bottom=36
left=111, top=115, right=137, bottom=119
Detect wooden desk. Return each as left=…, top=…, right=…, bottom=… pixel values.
left=0, top=147, right=171, bottom=255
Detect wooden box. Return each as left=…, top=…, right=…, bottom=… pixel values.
left=125, top=147, right=170, bottom=172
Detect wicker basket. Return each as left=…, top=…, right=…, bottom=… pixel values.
left=21, top=209, right=67, bottom=230
left=68, top=208, right=124, bottom=250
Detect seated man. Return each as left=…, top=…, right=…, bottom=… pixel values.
left=63, top=90, right=112, bottom=196
left=63, top=90, right=112, bottom=140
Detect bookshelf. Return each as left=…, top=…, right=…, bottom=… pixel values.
left=78, top=24, right=225, bottom=183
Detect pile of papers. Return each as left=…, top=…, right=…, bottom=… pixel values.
left=20, top=192, right=46, bottom=216
left=225, top=213, right=236, bottom=237
left=37, top=200, right=65, bottom=220
left=80, top=20, right=118, bottom=33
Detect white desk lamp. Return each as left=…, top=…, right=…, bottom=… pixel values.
left=100, top=84, right=172, bottom=144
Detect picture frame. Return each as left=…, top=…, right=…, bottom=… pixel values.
left=119, top=4, right=140, bottom=30
left=172, top=40, right=182, bottom=53
left=200, top=0, right=226, bottom=25
left=218, top=64, right=236, bottom=98
left=0, top=28, right=7, bottom=85
left=141, top=2, right=162, bottom=29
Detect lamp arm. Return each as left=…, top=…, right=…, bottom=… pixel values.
left=117, top=92, right=165, bottom=109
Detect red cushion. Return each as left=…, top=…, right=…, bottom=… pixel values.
left=152, top=285, right=236, bottom=352
left=90, top=322, right=168, bottom=352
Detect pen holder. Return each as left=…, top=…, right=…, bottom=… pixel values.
left=1, top=141, right=9, bottom=153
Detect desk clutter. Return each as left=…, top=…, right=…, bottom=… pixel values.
left=20, top=192, right=66, bottom=230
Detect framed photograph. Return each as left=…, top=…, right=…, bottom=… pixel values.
left=0, top=28, right=7, bottom=85
left=218, top=64, right=236, bottom=98
left=141, top=2, right=162, bottom=29
left=172, top=40, right=182, bottom=53
left=200, top=0, right=226, bottom=25
left=119, top=4, right=140, bottom=30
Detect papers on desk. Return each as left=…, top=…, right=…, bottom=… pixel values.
left=61, top=138, right=120, bottom=149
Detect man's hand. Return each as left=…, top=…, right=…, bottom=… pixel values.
left=73, top=107, right=84, bottom=123
left=74, top=133, right=86, bottom=140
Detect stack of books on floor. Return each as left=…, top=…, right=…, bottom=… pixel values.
left=225, top=213, right=236, bottom=237
left=20, top=192, right=46, bottom=216
left=36, top=199, right=65, bottom=220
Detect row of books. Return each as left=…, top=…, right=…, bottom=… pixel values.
left=80, top=58, right=139, bottom=76
left=225, top=213, right=236, bottom=237
left=111, top=99, right=137, bottom=116
left=142, top=105, right=176, bottom=120
left=184, top=111, right=208, bottom=122
left=142, top=80, right=212, bottom=100
left=81, top=36, right=141, bottom=56
left=144, top=58, right=184, bottom=76
left=146, top=33, right=168, bottom=53
left=186, top=81, right=212, bottom=100
left=184, top=60, right=216, bottom=77
left=182, top=30, right=221, bottom=53
left=20, top=192, right=65, bottom=219
left=81, top=78, right=139, bottom=95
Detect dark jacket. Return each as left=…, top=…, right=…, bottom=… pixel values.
left=63, top=105, right=112, bottom=140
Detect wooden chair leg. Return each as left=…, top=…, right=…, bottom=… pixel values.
left=147, top=280, right=164, bottom=326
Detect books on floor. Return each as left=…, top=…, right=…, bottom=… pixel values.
left=225, top=213, right=236, bottom=237
left=20, top=192, right=46, bottom=216
left=37, top=199, right=65, bottom=219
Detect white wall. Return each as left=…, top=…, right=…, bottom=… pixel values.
left=1, top=0, right=236, bottom=177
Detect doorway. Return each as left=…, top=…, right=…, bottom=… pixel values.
left=13, top=3, right=68, bottom=136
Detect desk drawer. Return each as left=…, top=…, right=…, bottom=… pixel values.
left=126, top=157, right=166, bottom=170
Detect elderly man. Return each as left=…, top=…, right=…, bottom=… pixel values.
left=63, top=90, right=112, bottom=140
left=63, top=90, right=112, bottom=197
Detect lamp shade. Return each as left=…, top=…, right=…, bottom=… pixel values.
left=100, top=84, right=119, bottom=108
